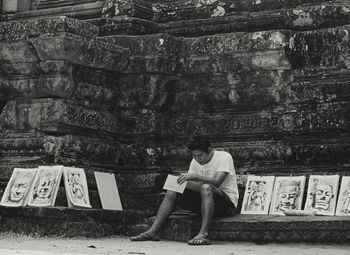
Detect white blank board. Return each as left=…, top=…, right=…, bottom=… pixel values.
left=94, top=172, right=123, bottom=211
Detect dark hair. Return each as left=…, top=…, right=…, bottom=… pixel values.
left=186, top=135, right=211, bottom=153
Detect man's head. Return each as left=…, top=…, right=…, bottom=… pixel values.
left=187, top=135, right=212, bottom=165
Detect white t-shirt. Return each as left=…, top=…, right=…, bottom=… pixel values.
left=188, top=150, right=239, bottom=207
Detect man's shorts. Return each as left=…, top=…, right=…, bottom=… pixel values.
left=176, top=185, right=236, bottom=217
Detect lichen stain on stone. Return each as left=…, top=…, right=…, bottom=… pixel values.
left=251, top=51, right=291, bottom=70
left=228, top=89, right=239, bottom=104
left=251, top=32, right=263, bottom=40
left=288, top=33, right=297, bottom=49
left=159, top=38, right=164, bottom=46
left=211, top=6, right=225, bottom=17
left=226, top=73, right=240, bottom=85
left=292, top=9, right=313, bottom=27
left=269, top=32, right=286, bottom=48
left=152, top=6, right=160, bottom=12
left=199, top=0, right=218, bottom=4
left=195, top=0, right=218, bottom=8
left=146, top=148, right=155, bottom=156
left=342, top=6, right=350, bottom=13
left=115, top=5, right=120, bottom=16
left=43, top=141, right=56, bottom=154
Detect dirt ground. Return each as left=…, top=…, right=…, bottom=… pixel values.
left=0, top=233, right=350, bottom=255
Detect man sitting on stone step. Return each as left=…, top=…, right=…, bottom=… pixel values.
left=131, top=135, right=239, bottom=245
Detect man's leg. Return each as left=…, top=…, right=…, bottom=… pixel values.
left=188, top=184, right=214, bottom=245
left=131, top=190, right=177, bottom=241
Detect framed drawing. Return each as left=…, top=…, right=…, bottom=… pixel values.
left=27, top=165, right=63, bottom=207
left=241, top=176, right=275, bottom=215
left=304, top=175, right=339, bottom=216
left=335, top=176, right=350, bottom=216
left=63, top=167, right=91, bottom=208
left=269, top=176, right=306, bottom=215
left=0, top=168, right=37, bottom=207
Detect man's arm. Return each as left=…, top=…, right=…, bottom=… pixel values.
left=177, top=171, right=228, bottom=188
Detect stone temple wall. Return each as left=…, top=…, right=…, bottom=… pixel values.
left=1, top=0, right=350, bottom=213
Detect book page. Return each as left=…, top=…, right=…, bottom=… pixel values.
left=163, top=174, right=188, bottom=194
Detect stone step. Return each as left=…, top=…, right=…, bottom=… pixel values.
left=152, top=0, right=333, bottom=21
left=0, top=206, right=146, bottom=237
left=0, top=2, right=104, bottom=21
left=97, top=1, right=350, bottom=36
left=37, top=0, right=97, bottom=10
left=98, top=24, right=350, bottom=74
left=101, top=0, right=332, bottom=23
left=160, top=214, right=350, bottom=243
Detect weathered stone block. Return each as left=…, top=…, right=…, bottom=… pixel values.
left=0, top=206, right=146, bottom=237
left=103, top=33, right=181, bottom=55
left=112, top=74, right=178, bottom=110
left=153, top=0, right=332, bottom=22
left=0, top=40, right=39, bottom=62
left=0, top=16, right=98, bottom=41
left=161, top=214, right=350, bottom=243
left=0, top=99, right=118, bottom=135
left=0, top=66, right=119, bottom=104
left=0, top=74, right=75, bottom=99
left=37, top=0, right=97, bottom=10
left=166, top=102, right=350, bottom=136
left=120, top=192, right=164, bottom=216
left=1, top=2, right=104, bottom=21
left=102, top=0, right=153, bottom=20
left=286, top=25, right=350, bottom=69
left=181, top=30, right=289, bottom=55
left=177, top=50, right=291, bottom=74
left=29, top=33, right=128, bottom=71
left=99, top=16, right=159, bottom=35
left=2, top=0, right=30, bottom=14
left=0, top=134, right=120, bottom=174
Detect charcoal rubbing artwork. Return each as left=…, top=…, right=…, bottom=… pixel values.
left=335, top=176, right=350, bottom=216
left=0, top=168, right=37, bottom=207
left=63, top=167, right=91, bottom=208
left=304, top=175, right=340, bottom=216
left=269, top=176, right=306, bottom=215
left=27, top=166, right=63, bottom=207
left=241, top=176, right=275, bottom=215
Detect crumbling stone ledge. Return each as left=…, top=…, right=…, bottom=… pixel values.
left=0, top=206, right=147, bottom=237
left=161, top=214, right=350, bottom=243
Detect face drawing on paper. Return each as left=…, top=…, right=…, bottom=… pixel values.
left=9, top=172, right=33, bottom=202
left=276, top=181, right=300, bottom=211
left=33, top=172, right=56, bottom=202
left=246, top=181, right=266, bottom=211
left=340, top=183, right=350, bottom=214
left=311, top=182, right=334, bottom=211
left=68, top=173, right=87, bottom=204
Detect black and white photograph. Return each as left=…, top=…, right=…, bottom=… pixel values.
left=0, top=0, right=350, bottom=254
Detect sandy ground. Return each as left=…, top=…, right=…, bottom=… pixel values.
left=0, top=234, right=349, bottom=255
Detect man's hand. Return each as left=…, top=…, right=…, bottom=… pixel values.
left=177, top=173, right=196, bottom=185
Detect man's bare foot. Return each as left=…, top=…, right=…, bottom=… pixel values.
left=130, top=231, right=160, bottom=241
